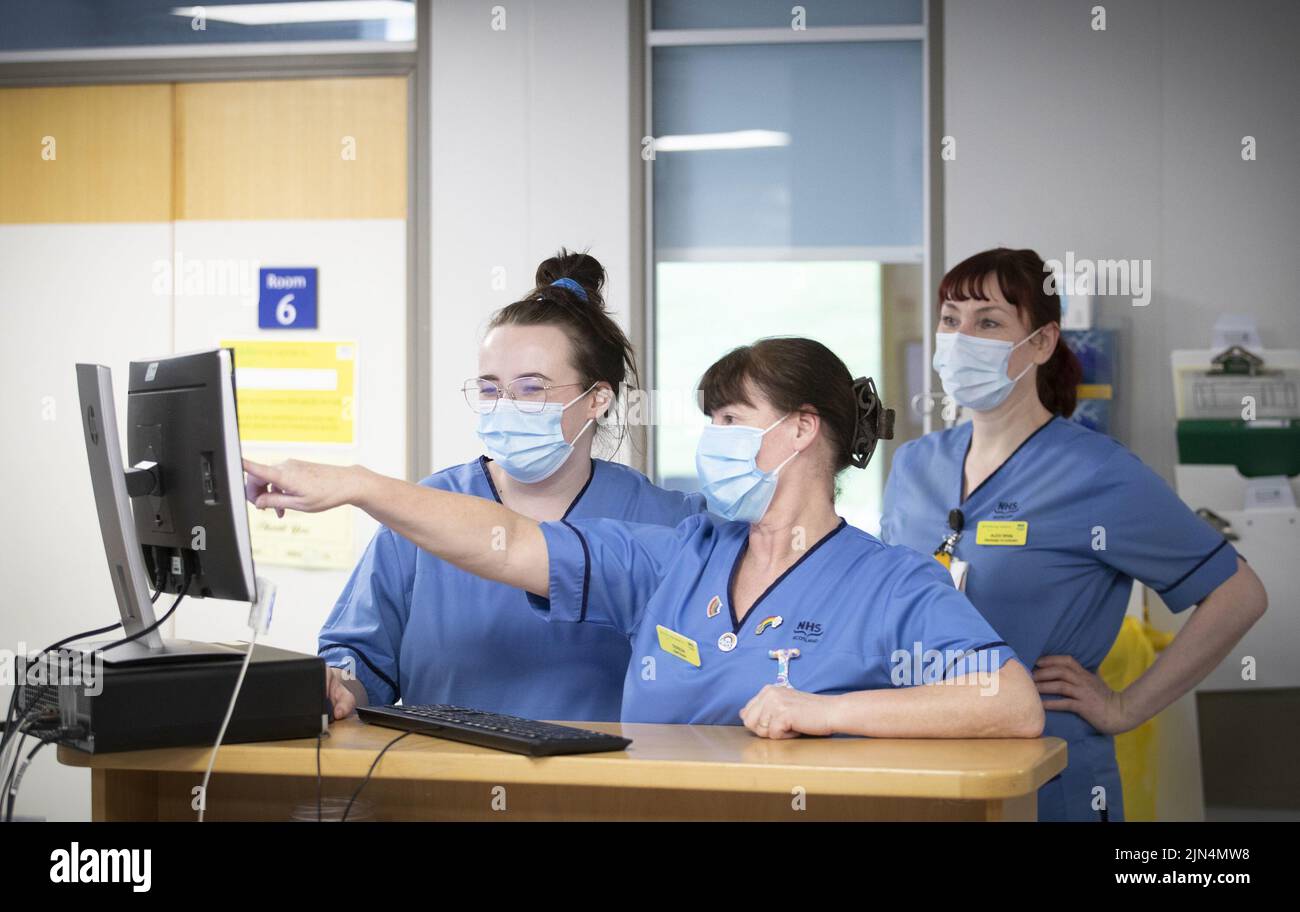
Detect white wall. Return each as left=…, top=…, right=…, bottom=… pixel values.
left=426, top=0, right=638, bottom=472
left=0, top=223, right=173, bottom=821
left=942, top=0, right=1300, bottom=481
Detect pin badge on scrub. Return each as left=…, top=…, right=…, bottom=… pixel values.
left=706, top=595, right=722, bottom=619
left=754, top=615, right=783, bottom=635
left=768, top=648, right=800, bottom=687
left=717, top=632, right=738, bottom=653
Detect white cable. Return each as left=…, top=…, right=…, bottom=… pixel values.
left=197, top=577, right=274, bottom=823
left=197, top=627, right=256, bottom=823
left=0, top=732, right=29, bottom=821
left=0, top=682, right=50, bottom=806
left=7, top=737, right=51, bottom=820
left=0, top=717, right=30, bottom=805
left=1, top=654, right=63, bottom=798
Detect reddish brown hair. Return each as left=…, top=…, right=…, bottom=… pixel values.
left=938, top=247, right=1081, bottom=417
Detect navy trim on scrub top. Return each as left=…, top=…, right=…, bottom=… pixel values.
left=560, top=519, right=594, bottom=623
left=479, top=455, right=599, bottom=621
left=943, top=639, right=1010, bottom=676
left=478, top=455, right=502, bottom=501
left=477, top=455, right=597, bottom=520
left=724, top=518, right=849, bottom=635
left=318, top=641, right=400, bottom=699
left=1155, top=539, right=1230, bottom=595
left=957, top=415, right=1059, bottom=504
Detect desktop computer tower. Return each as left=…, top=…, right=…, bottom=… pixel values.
left=43, top=643, right=327, bottom=754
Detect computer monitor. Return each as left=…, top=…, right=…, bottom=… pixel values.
left=126, top=349, right=255, bottom=602
left=76, top=348, right=257, bottom=663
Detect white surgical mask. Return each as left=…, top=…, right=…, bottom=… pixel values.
left=475, top=384, right=596, bottom=483
left=932, top=327, right=1043, bottom=411
left=695, top=415, right=799, bottom=523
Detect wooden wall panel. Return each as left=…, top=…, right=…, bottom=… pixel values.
left=174, top=77, right=407, bottom=221
left=0, top=84, right=173, bottom=224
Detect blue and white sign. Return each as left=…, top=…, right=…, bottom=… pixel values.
left=258, top=267, right=318, bottom=329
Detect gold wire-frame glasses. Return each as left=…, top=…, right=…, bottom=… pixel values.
left=462, top=376, right=586, bottom=414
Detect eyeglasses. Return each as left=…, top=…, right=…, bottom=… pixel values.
left=462, top=376, right=587, bottom=414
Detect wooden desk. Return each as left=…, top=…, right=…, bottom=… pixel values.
left=58, top=720, right=1066, bottom=821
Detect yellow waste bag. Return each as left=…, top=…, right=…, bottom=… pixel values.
left=1098, top=614, right=1175, bottom=821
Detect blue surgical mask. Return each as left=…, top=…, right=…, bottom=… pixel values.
left=695, top=415, right=799, bottom=523
left=932, top=327, right=1043, bottom=411
left=476, top=383, right=596, bottom=483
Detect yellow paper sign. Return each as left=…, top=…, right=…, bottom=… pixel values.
left=656, top=625, right=701, bottom=667
left=976, top=521, right=1029, bottom=546
left=222, top=339, right=356, bottom=444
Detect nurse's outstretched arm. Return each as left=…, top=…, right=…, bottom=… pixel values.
left=244, top=459, right=550, bottom=596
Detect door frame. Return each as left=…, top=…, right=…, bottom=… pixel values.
left=636, top=0, right=946, bottom=481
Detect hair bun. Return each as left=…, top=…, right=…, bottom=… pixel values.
left=534, top=247, right=606, bottom=309
left=848, top=376, right=894, bottom=469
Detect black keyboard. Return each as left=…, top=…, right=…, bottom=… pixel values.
left=356, top=704, right=631, bottom=757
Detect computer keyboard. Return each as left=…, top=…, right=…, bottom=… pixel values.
left=356, top=704, right=632, bottom=757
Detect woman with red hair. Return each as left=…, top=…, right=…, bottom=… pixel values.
left=881, top=247, right=1267, bottom=821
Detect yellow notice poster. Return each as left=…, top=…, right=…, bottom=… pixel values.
left=244, top=450, right=356, bottom=570
left=222, top=339, right=356, bottom=444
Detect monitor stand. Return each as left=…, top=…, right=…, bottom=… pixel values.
left=81, top=637, right=245, bottom=666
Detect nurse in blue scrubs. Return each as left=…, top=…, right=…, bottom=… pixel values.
left=246, top=338, right=1047, bottom=740
left=313, top=249, right=703, bottom=722
left=880, top=247, right=1268, bottom=820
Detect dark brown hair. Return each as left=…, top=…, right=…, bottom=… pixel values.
left=699, top=337, right=889, bottom=477
left=488, top=248, right=638, bottom=439
left=937, top=247, right=1082, bottom=417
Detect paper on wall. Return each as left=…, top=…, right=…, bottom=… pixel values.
left=243, top=449, right=357, bottom=570
left=221, top=339, right=356, bottom=445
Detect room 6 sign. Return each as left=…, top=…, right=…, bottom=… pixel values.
left=258, top=268, right=318, bottom=329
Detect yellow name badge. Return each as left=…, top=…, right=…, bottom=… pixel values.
left=976, top=521, right=1029, bottom=546
left=656, top=625, right=701, bottom=667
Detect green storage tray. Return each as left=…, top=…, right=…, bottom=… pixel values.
left=1176, top=419, right=1300, bottom=477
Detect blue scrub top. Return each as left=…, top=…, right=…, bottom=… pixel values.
left=881, top=416, right=1239, bottom=821
left=528, top=514, right=1019, bottom=725
left=319, top=457, right=704, bottom=722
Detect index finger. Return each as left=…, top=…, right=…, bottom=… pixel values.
left=242, top=457, right=282, bottom=484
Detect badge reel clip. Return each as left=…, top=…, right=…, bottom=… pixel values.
left=932, top=509, right=969, bottom=591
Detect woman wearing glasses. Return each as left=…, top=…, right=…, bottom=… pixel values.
left=315, top=249, right=703, bottom=722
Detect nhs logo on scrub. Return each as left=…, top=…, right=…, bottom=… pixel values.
left=258, top=267, right=318, bottom=329
left=793, top=620, right=824, bottom=643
